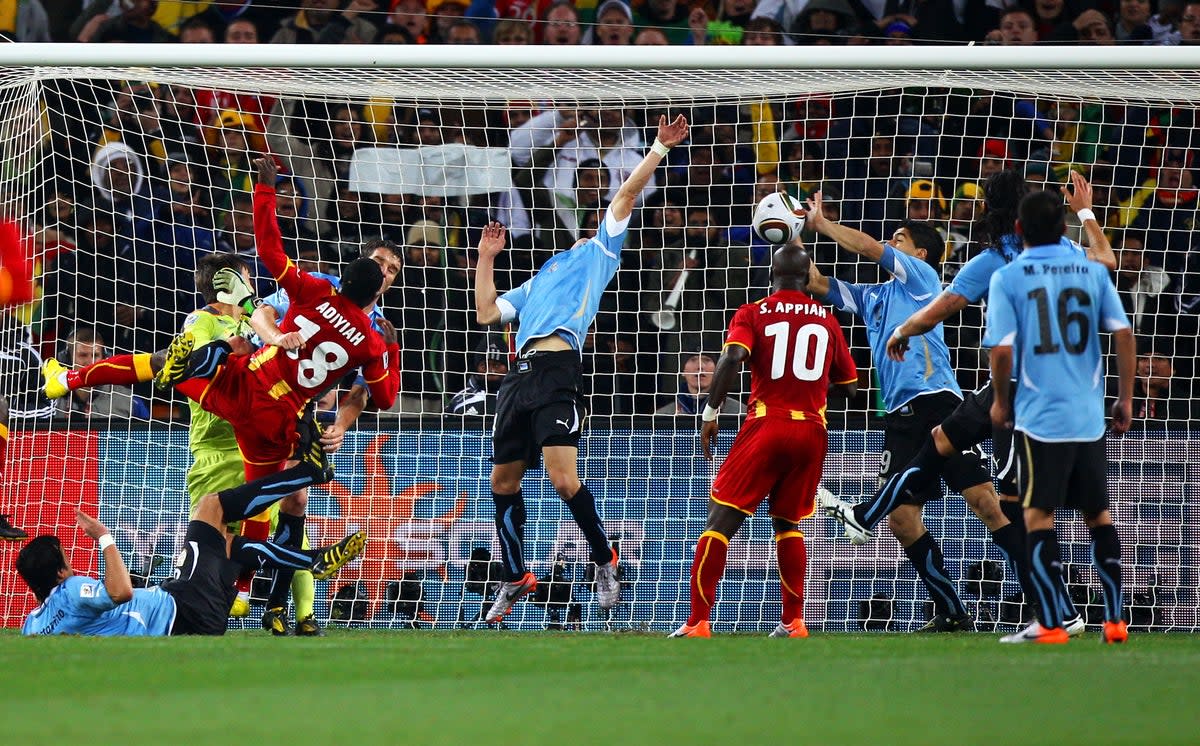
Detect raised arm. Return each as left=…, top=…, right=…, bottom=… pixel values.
left=360, top=318, right=401, bottom=410
left=76, top=509, right=132, bottom=604
left=474, top=222, right=507, bottom=326
left=1063, top=170, right=1116, bottom=271
left=886, top=290, right=971, bottom=361
left=249, top=304, right=305, bottom=350
left=609, top=114, right=689, bottom=223
left=805, top=190, right=886, bottom=263
left=251, top=157, right=326, bottom=298
left=700, top=343, right=748, bottom=461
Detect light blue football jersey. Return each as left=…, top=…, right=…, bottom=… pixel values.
left=496, top=208, right=630, bottom=353
left=822, top=244, right=960, bottom=412
left=984, top=242, right=1130, bottom=442
left=22, top=576, right=175, bottom=636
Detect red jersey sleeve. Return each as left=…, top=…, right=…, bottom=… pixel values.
left=253, top=184, right=332, bottom=305
left=361, top=334, right=402, bottom=411
left=724, top=304, right=756, bottom=354
left=826, top=317, right=858, bottom=385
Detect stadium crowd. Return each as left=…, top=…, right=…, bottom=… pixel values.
left=2, top=0, right=1197, bottom=430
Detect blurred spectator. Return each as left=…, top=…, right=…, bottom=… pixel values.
left=1115, top=146, right=1197, bottom=270
left=904, top=179, right=947, bottom=223
left=378, top=22, right=418, bottom=41
left=224, top=17, right=259, bottom=43
left=634, top=0, right=691, bottom=44
left=541, top=0, right=581, bottom=44
left=445, top=17, right=482, bottom=42
left=53, top=327, right=148, bottom=419
left=882, top=20, right=914, bottom=43
left=77, top=0, right=175, bottom=43
left=271, top=0, right=379, bottom=44
left=1114, top=230, right=1171, bottom=335
left=428, top=0, right=469, bottom=42
left=986, top=7, right=1038, bottom=44
left=177, top=13, right=215, bottom=42
left=94, top=81, right=169, bottom=171
left=493, top=17, right=532, bottom=42
left=204, top=108, right=267, bottom=219
left=1026, top=0, right=1075, bottom=40
left=789, top=0, right=859, bottom=44
left=655, top=353, right=746, bottom=416
left=634, top=27, right=669, bottom=44
left=446, top=340, right=509, bottom=415
left=1149, top=0, right=1185, bottom=42
left=1070, top=9, right=1116, bottom=43
left=0, top=0, right=51, bottom=41
left=979, top=138, right=1012, bottom=180
left=589, top=0, right=634, bottom=44
left=1115, top=0, right=1154, bottom=42
left=387, top=0, right=430, bottom=42
left=1129, top=352, right=1193, bottom=427
left=742, top=16, right=784, bottom=44
left=1181, top=1, right=1200, bottom=42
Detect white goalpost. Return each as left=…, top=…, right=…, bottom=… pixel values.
left=1, top=45, right=1198, bottom=633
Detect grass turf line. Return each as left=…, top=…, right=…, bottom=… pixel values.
left=2, top=631, right=1197, bottom=745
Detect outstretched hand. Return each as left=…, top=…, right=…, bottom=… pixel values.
left=805, top=190, right=828, bottom=232
left=1062, top=170, right=1093, bottom=214
left=76, top=508, right=109, bottom=540
left=254, top=156, right=278, bottom=187
left=478, top=221, right=507, bottom=260
left=656, top=114, right=689, bottom=149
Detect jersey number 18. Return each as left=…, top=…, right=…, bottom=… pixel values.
left=288, top=314, right=350, bottom=388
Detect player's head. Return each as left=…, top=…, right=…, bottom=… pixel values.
left=770, top=241, right=811, bottom=292
left=361, top=238, right=402, bottom=292
left=339, top=256, right=386, bottom=308
left=195, top=253, right=251, bottom=305
left=893, top=220, right=946, bottom=271
left=16, top=535, right=71, bottom=602
left=978, top=168, right=1028, bottom=248
left=1016, top=189, right=1066, bottom=247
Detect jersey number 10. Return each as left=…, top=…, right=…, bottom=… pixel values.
left=763, top=321, right=829, bottom=381
left=288, top=314, right=351, bottom=388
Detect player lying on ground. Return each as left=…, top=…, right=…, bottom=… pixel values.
left=473, top=113, right=690, bottom=623
left=984, top=187, right=1133, bottom=645
left=803, top=192, right=1025, bottom=633
left=822, top=170, right=1114, bottom=639
left=670, top=243, right=858, bottom=639
left=17, top=437, right=365, bottom=636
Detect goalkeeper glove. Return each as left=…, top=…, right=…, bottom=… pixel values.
left=213, top=267, right=261, bottom=314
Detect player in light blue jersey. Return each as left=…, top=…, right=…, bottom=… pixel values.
left=18, top=447, right=367, bottom=637
left=826, top=170, right=1115, bottom=639
left=473, top=113, right=689, bottom=623
left=804, top=192, right=1016, bottom=633
left=985, top=188, right=1134, bottom=645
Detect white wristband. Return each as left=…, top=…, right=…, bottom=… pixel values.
left=650, top=138, right=670, bottom=158
left=702, top=404, right=720, bottom=422
left=97, top=534, right=115, bottom=551
left=1076, top=208, right=1096, bottom=223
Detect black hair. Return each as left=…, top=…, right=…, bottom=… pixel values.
left=361, top=238, right=402, bottom=263
left=977, top=169, right=1028, bottom=249
left=1018, top=189, right=1067, bottom=246
left=195, top=252, right=250, bottom=305
left=898, top=220, right=946, bottom=271
left=339, top=256, right=385, bottom=307
left=16, top=535, right=68, bottom=602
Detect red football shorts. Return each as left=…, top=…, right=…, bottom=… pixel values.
left=710, top=416, right=828, bottom=524
left=175, top=355, right=301, bottom=477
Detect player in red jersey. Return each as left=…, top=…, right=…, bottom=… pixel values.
left=670, top=243, right=858, bottom=639
left=153, top=157, right=401, bottom=572
left=0, top=219, right=36, bottom=540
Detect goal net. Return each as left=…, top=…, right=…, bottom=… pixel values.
left=1, top=46, right=1197, bottom=633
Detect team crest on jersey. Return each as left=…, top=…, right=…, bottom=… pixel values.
left=79, top=584, right=95, bottom=598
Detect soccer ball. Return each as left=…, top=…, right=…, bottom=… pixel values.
left=751, top=191, right=806, bottom=244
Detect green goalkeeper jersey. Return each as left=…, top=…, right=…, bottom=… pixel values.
left=182, top=307, right=250, bottom=456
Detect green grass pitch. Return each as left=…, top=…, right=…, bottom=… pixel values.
left=3, top=630, right=1198, bottom=745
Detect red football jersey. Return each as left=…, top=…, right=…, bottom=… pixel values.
left=250, top=185, right=400, bottom=411
left=724, top=289, right=857, bottom=424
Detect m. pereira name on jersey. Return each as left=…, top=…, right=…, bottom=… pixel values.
left=315, top=301, right=367, bottom=347
left=758, top=300, right=828, bottom=318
